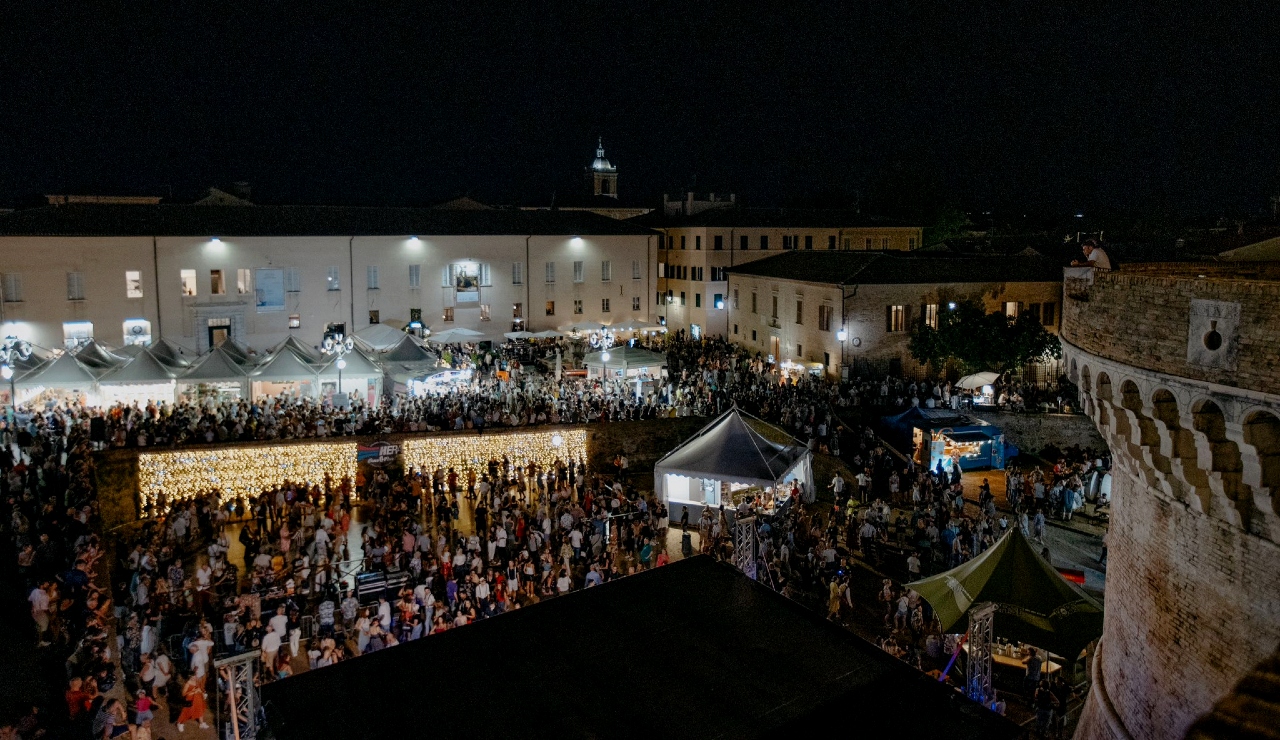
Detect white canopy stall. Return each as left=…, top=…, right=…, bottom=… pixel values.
left=98, top=348, right=179, bottom=406
left=655, top=408, right=813, bottom=521
left=14, top=351, right=100, bottom=407
left=248, top=344, right=320, bottom=400
left=177, top=345, right=249, bottom=403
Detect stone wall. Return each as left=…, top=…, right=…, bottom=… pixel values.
left=1062, top=263, right=1280, bottom=396
left=972, top=411, right=1108, bottom=458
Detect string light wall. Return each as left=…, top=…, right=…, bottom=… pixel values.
left=137, top=443, right=358, bottom=512
left=402, top=429, right=587, bottom=477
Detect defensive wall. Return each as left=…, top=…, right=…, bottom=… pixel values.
left=1060, top=263, right=1280, bottom=740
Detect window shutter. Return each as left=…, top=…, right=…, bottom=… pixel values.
left=886, top=306, right=893, bottom=333
left=480, top=263, right=491, bottom=287
left=442, top=266, right=451, bottom=287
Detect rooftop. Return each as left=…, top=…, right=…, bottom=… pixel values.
left=728, top=250, right=1063, bottom=285
left=632, top=207, right=920, bottom=229
left=0, top=203, right=657, bottom=237
left=260, top=557, right=1017, bottom=740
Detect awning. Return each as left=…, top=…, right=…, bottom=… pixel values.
left=939, top=430, right=995, bottom=443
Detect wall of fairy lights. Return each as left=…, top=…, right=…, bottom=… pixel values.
left=134, top=429, right=588, bottom=514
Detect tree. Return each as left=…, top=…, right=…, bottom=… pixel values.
left=908, top=300, right=1061, bottom=374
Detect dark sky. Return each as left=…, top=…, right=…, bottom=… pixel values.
left=2, top=2, right=1278, bottom=217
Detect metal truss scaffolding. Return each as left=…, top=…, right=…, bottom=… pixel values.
left=215, top=650, right=262, bottom=740
left=966, top=602, right=996, bottom=707
left=734, top=515, right=757, bottom=580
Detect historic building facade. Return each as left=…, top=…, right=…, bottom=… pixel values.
left=642, top=209, right=925, bottom=338
left=0, top=204, right=656, bottom=351
left=724, top=251, right=1062, bottom=376
left=1061, top=263, right=1280, bottom=740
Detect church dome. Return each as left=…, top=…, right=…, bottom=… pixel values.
left=590, top=138, right=616, bottom=172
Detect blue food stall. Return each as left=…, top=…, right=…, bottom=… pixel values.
left=881, top=408, right=1016, bottom=473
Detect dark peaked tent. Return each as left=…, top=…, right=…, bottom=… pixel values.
left=908, top=527, right=1103, bottom=659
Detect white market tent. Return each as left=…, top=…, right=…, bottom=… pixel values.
left=149, top=338, right=194, bottom=368
left=955, top=371, right=1000, bottom=390
left=426, top=327, right=484, bottom=344
left=249, top=347, right=320, bottom=382
left=316, top=346, right=384, bottom=400
left=655, top=408, right=813, bottom=518
left=582, top=346, right=667, bottom=378
left=530, top=329, right=566, bottom=339
left=98, top=349, right=179, bottom=405
left=354, top=323, right=411, bottom=351
left=609, top=318, right=666, bottom=333
left=378, top=334, right=437, bottom=363
left=504, top=330, right=535, bottom=340
left=14, top=351, right=100, bottom=405
left=76, top=340, right=130, bottom=377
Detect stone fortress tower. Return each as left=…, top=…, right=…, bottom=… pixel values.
left=1060, top=262, right=1280, bottom=739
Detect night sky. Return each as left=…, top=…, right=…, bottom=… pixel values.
left=2, top=2, right=1278, bottom=217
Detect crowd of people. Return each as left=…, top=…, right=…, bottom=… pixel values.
left=1, top=333, right=1099, bottom=739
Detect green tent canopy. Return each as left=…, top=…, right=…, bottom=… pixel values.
left=907, top=527, right=1103, bottom=659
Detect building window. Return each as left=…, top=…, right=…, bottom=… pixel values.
left=513, top=303, right=523, bottom=319
left=632, top=296, right=641, bottom=311
left=695, top=293, right=701, bottom=308
left=865, top=237, right=873, bottom=250
left=237, top=268, right=251, bottom=295
left=760, top=235, right=769, bottom=250
left=545, top=262, right=556, bottom=283
left=180, top=269, right=197, bottom=296
left=828, top=235, right=837, bottom=250
left=751, top=292, right=757, bottom=313
left=882, top=237, right=890, bottom=249
left=602, top=298, right=611, bottom=313
left=479, top=263, right=491, bottom=287
left=771, top=295, right=778, bottom=319
left=368, top=310, right=380, bottom=324
left=62, top=321, right=93, bottom=349
left=843, top=238, right=851, bottom=250
left=733, top=289, right=739, bottom=309
left=545, top=301, right=555, bottom=316
left=442, top=307, right=454, bottom=322
left=1026, top=303, right=1042, bottom=324
left=513, top=261, right=524, bottom=285
left=327, top=266, right=341, bottom=291
left=480, top=304, right=491, bottom=321
left=573, top=261, right=584, bottom=283
left=657, top=262, right=665, bottom=279
left=818, top=304, right=833, bottom=331
left=924, top=303, right=939, bottom=329
left=680, top=291, right=686, bottom=306
left=713, top=293, right=724, bottom=309
left=367, top=265, right=380, bottom=290
left=289, top=314, right=301, bottom=329
left=740, top=235, right=748, bottom=250
left=733, top=323, right=739, bottom=334
left=574, top=299, right=583, bottom=315
left=805, top=235, right=813, bottom=250
left=795, top=299, right=803, bottom=324
left=797, top=344, right=803, bottom=357
left=409, top=264, right=421, bottom=289
left=67, top=272, right=85, bottom=301
left=1042, top=301, right=1056, bottom=327
left=782, top=235, right=791, bottom=250
left=2, top=272, right=22, bottom=300
left=695, top=235, right=702, bottom=250
left=909, top=237, right=917, bottom=249
left=751, top=329, right=757, bottom=341
left=210, top=269, right=225, bottom=295
left=126, top=270, right=144, bottom=298
left=1004, top=301, right=1019, bottom=319
left=714, top=235, right=723, bottom=250
left=680, top=235, right=686, bottom=250
left=285, top=267, right=301, bottom=293
left=824, top=351, right=831, bottom=367
left=667, top=235, right=673, bottom=249
left=601, top=260, right=611, bottom=282
left=886, top=305, right=906, bottom=332
left=632, top=260, right=641, bottom=279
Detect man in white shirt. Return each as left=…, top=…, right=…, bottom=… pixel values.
left=269, top=605, right=289, bottom=637
left=261, top=625, right=282, bottom=671
left=1072, top=239, right=1112, bottom=270
left=29, top=582, right=51, bottom=646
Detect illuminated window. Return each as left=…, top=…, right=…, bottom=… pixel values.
left=442, top=307, right=454, bottom=322
left=574, top=299, right=583, bottom=315
left=289, top=314, right=301, bottom=329
left=368, top=310, right=380, bottom=324
left=180, top=269, right=197, bottom=296
left=67, top=272, right=85, bottom=301
left=513, top=302, right=523, bottom=319
left=123, top=318, right=151, bottom=346
left=632, top=296, right=640, bottom=311
left=327, top=266, right=341, bottom=291
left=924, top=303, right=938, bottom=329
left=480, top=304, right=491, bottom=321
left=210, top=269, right=225, bottom=295
left=886, top=305, right=906, bottom=332
left=545, top=301, right=555, bottom=316
left=237, top=268, right=251, bottom=295
left=1004, top=302, right=1019, bottom=319
left=126, top=270, right=144, bottom=298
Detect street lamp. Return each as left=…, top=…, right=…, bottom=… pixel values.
left=1, top=336, right=32, bottom=422
left=836, top=328, right=848, bottom=380
left=321, top=333, right=355, bottom=407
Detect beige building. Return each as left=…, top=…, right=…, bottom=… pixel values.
left=726, top=251, right=1062, bottom=376
left=0, top=203, right=656, bottom=352
left=636, top=208, right=924, bottom=338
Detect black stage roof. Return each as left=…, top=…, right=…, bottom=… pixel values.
left=260, top=557, right=1019, bottom=740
